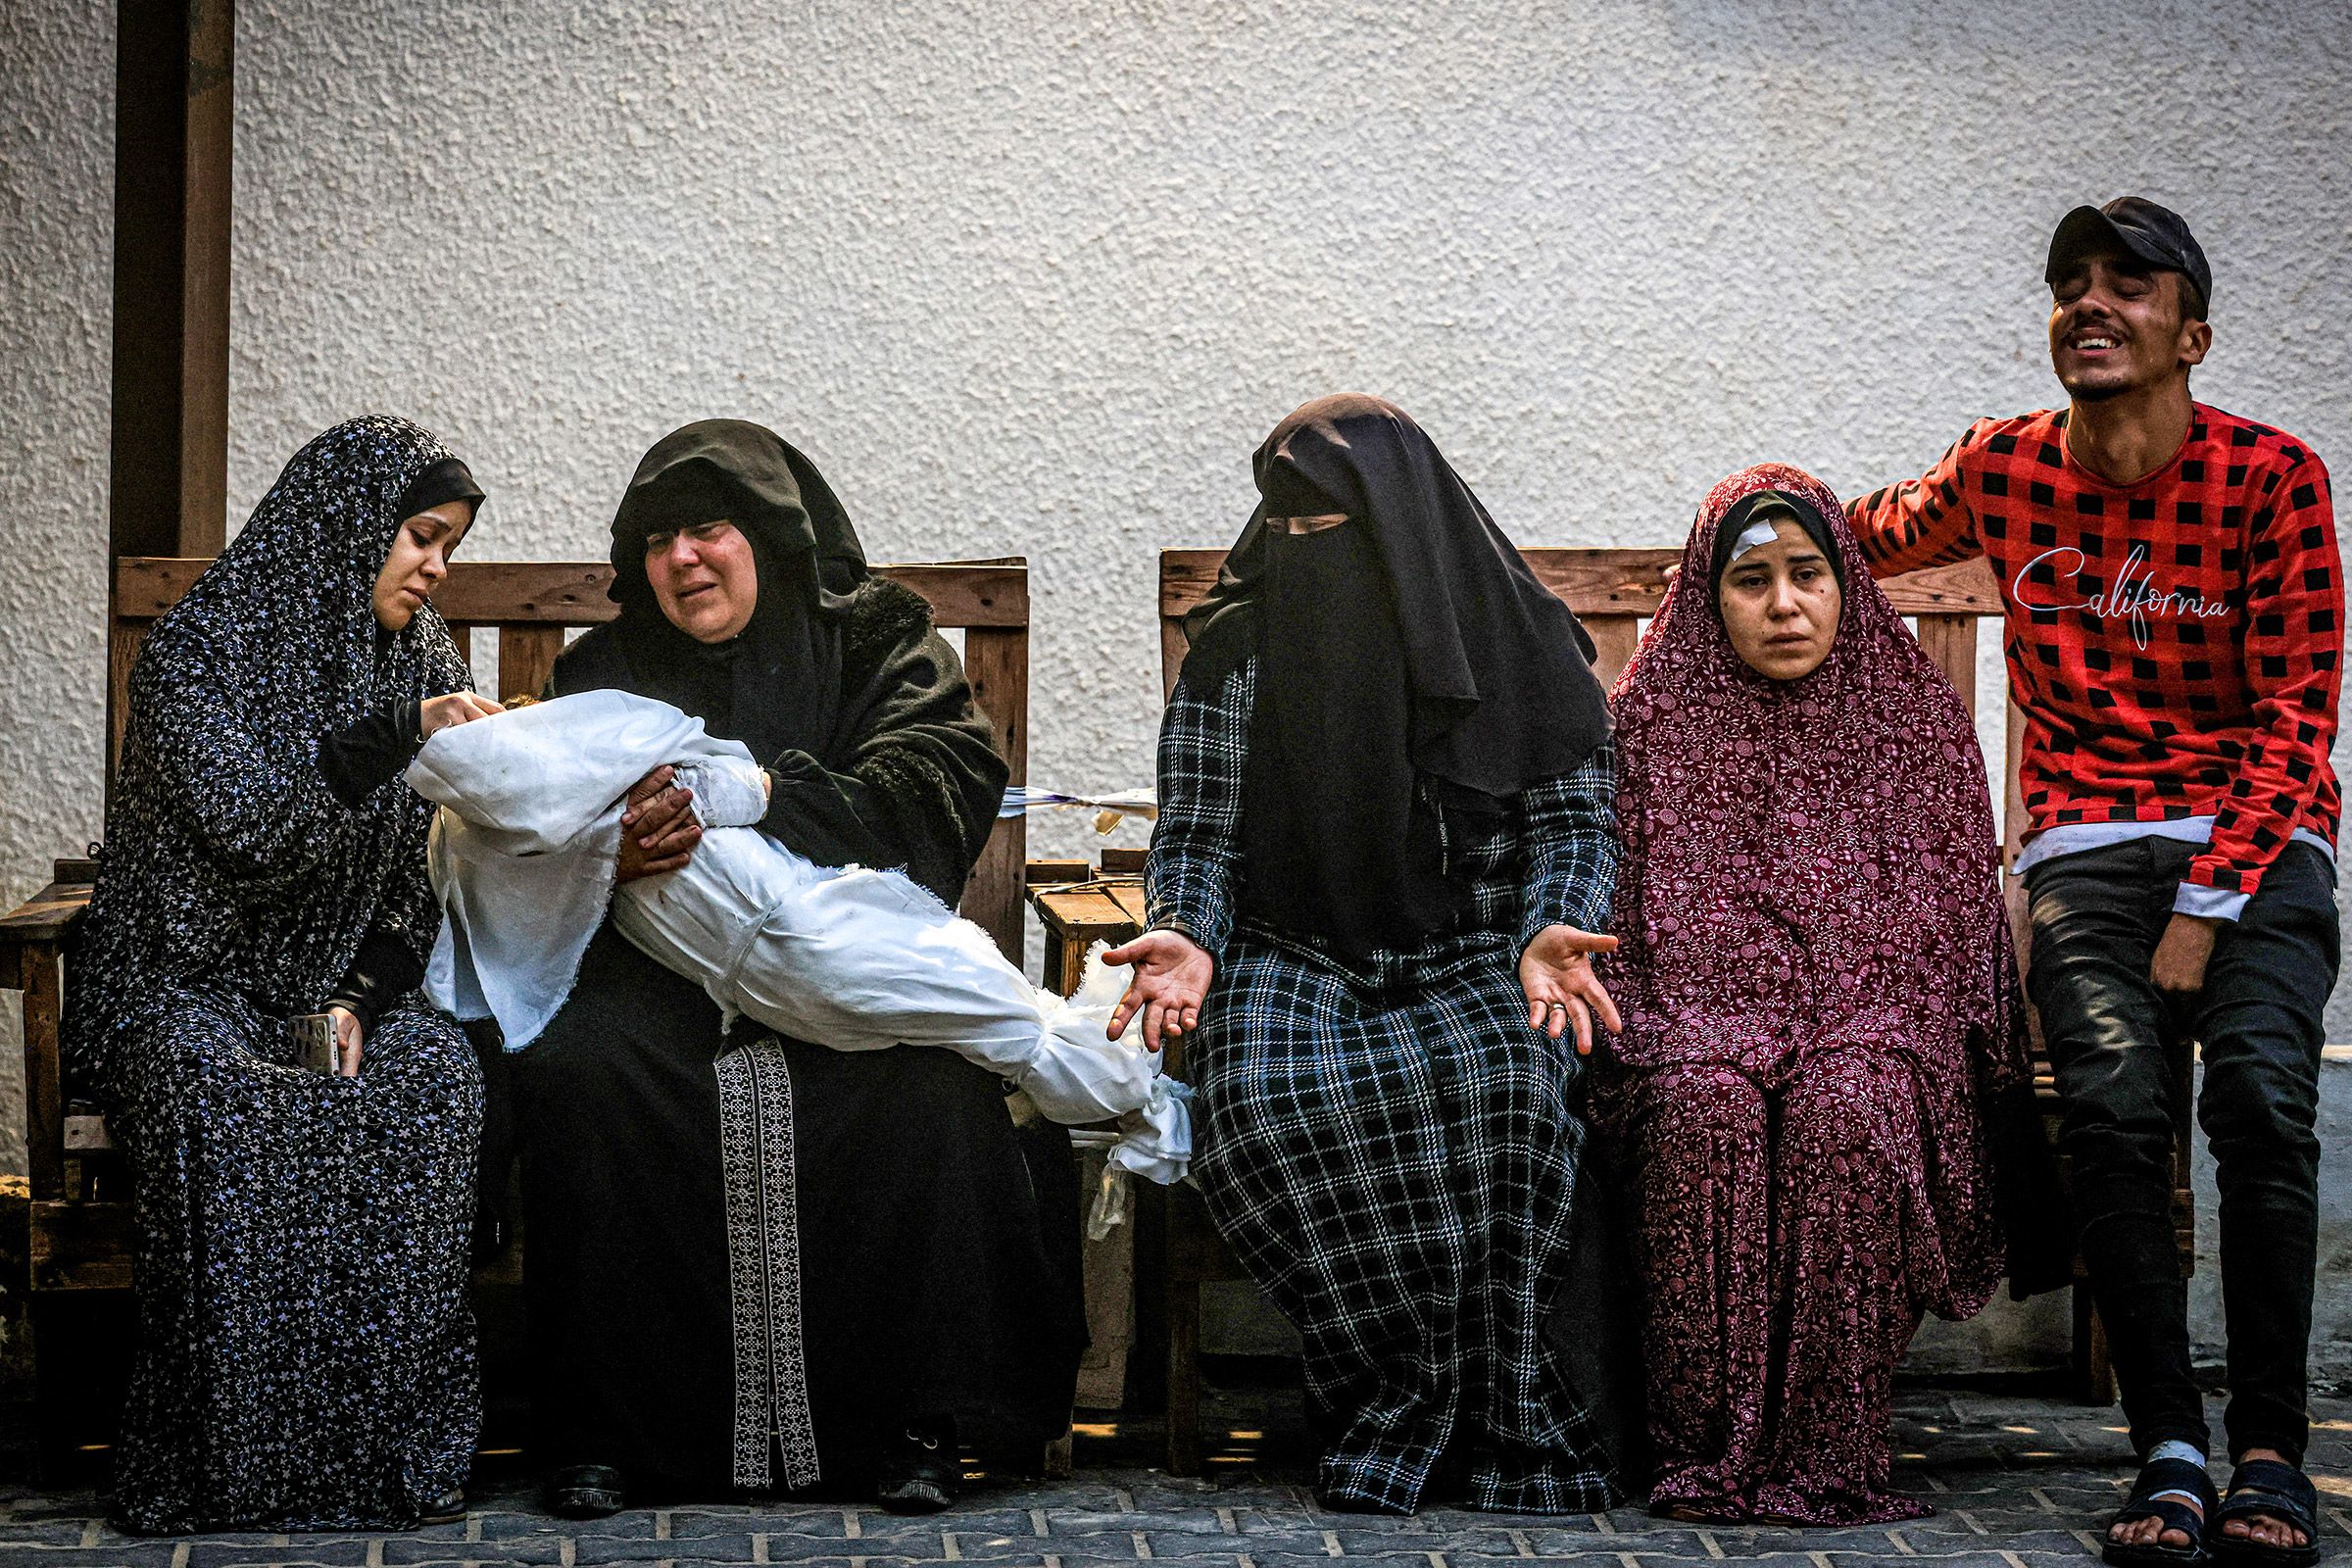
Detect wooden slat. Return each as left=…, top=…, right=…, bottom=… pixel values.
left=1100, top=846, right=1148, bottom=875
left=1159, top=548, right=2002, bottom=621
left=28, top=1200, right=134, bottom=1292
left=22, top=942, right=64, bottom=1202
left=1032, top=887, right=1144, bottom=942
left=0, top=884, right=91, bottom=945
left=436, top=563, right=615, bottom=625
left=877, top=563, right=1030, bottom=628
left=109, top=619, right=146, bottom=787
left=960, top=623, right=1029, bottom=961
left=1160, top=616, right=1192, bottom=702
left=115, top=558, right=1031, bottom=630
left=1582, top=614, right=1642, bottom=691
left=53, top=858, right=99, bottom=883
left=1027, top=858, right=1092, bottom=885
left=496, top=623, right=565, bottom=705
left=447, top=622, right=470, bottom=664
left=2001, top=700, right=2032, bottom=870
left=1915, top=614, right=1979, bottom=715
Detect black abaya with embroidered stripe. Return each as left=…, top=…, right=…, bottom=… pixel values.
left=65, top=416, right=483, bottom=1533
left=509, top=423, right=1081, bottom=1495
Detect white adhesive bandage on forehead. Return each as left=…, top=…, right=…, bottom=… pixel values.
left=1727, top=515, right=1784, bottom=565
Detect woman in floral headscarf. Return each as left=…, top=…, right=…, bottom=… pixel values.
left=1596, top=463, right=2056, bottom=1525
left=69, top=416, right=494, bottom=1533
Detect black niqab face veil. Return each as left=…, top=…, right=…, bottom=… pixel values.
left=599, top=420, right=870, bottom=762
left=1184, top=394, right=1614, bottom=957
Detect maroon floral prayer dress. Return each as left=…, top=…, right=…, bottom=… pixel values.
left=1594, top=464, right=2031, bottom=1525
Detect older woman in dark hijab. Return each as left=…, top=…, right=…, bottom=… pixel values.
left=1113, top=394, right=1628, bottom=1515
left=1595, top=464, right=2061, bottom=1524
left=510, top=420, right=1080, bottom=1517
left=67, top=416, right=494, bottom=1532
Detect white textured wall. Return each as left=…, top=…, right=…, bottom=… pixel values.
left=1, top=3, right=118, bottom=1177
left=4, top=0, right=2348, bottom=1223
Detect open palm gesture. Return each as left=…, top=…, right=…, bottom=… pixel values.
left=1520, top=923, right=1622, bottom=1056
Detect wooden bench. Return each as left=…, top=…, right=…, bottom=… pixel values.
left=1130, top=546, right=2189, bottom=1473
left=0, top=554, right=1033, bottom=1469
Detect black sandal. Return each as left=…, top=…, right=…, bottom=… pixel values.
left=545, top=1463, right=626, bottom=1520
left=874, top=1421, right=956, bottom=1515
left=2209, top=1458, right=2320, bottom=1568
left=2103, top=1454, right=2217, bottom=1568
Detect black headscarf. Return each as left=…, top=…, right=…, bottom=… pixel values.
left=395, top=456, right=485, bottom=525
left=595, top=420, right=869, bottom=761
left=1183, top=394, right=1613, bottom=956
left=1704, top=487, right=1845, bottom=597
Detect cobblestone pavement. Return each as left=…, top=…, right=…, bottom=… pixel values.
left=3, top=1386, right=2344, bottom=1568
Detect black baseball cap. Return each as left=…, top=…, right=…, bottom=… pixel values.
left=2045, top=197, right=2211, bottom=318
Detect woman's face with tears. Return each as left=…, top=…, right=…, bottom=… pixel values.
left=645, top=519, right=759, bottom=643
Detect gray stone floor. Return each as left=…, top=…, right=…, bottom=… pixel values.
left=2, top=1384, right=2345, bottom=1568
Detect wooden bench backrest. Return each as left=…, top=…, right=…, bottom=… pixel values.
left=110, top=557, right=1032, bottom=957
left=1157, top=547, right=2026, bottom=865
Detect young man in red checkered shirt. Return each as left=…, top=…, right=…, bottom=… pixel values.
left=1849, top=199, right=2336, bottom=1568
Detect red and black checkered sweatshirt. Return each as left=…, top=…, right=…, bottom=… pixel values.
left=1848, top=402, right=2340, bottom=912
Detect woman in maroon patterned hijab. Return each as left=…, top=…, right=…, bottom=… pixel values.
left=1595, top=462, right=2034, bottom=1524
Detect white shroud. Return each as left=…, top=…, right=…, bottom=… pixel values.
left=407, top=689, right=1188, bottom=1185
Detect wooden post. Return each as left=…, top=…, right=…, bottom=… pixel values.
left=962, top=623, right=1029, bottom=961
left=109, top=0, right=234, bottom=560
left=107, top=0, right=235, bottom=796
left=21, top=944, right=65, bottom=1203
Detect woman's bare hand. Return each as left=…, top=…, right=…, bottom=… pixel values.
left=1519, top=924, right=1623, bottom=1057
left=615, top=764, right=702, bottom=881
left=420, top=691, right=505, bottom=736
left=1102, top=929, right=1214, bottom=1054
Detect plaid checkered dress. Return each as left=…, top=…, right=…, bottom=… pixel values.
left=1149, top=656, right=1625, bottom=1515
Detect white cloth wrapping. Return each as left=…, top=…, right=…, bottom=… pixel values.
left=407, top=690, right=1189, bottom=1184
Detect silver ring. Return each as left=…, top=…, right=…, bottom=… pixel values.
left=1546, top=1002, right=1566, bottom=1014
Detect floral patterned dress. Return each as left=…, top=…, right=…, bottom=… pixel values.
left=1594, top=464, right=2030, bottom=1524
left=66, top=417, right=484, bottom=1533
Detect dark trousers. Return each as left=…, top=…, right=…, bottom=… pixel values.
left=2025, top=837, right=2337, bottom=1466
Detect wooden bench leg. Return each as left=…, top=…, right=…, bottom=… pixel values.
left=2072, top=1282, right=2117, bottom=1406
left=1165, top=1277, right=1202, bottom=1476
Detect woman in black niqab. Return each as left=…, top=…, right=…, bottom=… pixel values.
left=1181, top=393, right=1612, bottom=956
left=67, top=415, right=488, bottom=1532
left=1124, top=395, right=1633, bottom=1515
left=507, top=419, right=1081, bottom=1516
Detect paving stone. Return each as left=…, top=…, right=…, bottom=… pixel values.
left=572, top=1531, right=758, bottom=1564
left=380, top=1539, right=570, bottom=1566
left=9, top=1391, right=2351, bottom=1568
left=676, top=1508, right=854, bottom=1538
left=1325, top=1527, right=1521, bottom=1555
left=762, top=1528, right=947, bottom=1561
left=477, top=1509, right=668, bottom=1542
left=184, top=1542, right=381, bottom=1568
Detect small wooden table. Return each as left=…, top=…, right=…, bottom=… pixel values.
left=1026, top=849, right=1147, bottom=995
left=1023, top=849, right=1248, bottom=1474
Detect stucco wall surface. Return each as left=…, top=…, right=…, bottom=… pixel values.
left=2, top=1, right=2349, bottom=1368
left=0, top=1, right=117, bottom=1179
